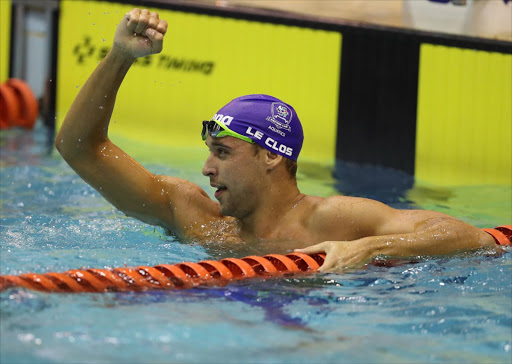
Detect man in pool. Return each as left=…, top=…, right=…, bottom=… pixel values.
left=55, top=8, right=495, bottom=271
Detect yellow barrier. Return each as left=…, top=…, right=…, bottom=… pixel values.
left=415, top=44, right=512, bottom=186
left=0, top=0, right=11, bottom=82
left=56, top=0, right=341, bottom=165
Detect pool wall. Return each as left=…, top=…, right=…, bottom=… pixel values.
left=5, top=0, right=512, bottom=186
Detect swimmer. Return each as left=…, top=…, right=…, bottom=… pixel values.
left=55, top=8, right=496, bottom=271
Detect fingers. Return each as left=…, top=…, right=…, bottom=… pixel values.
left=134, top=9, right=150, bottom=34
left=125, top=8, right=139, bottom=33
left=146, top=28, right=164, bottom=53
left=317, top=250, right=339, bottom=272
left=294, top=241, right=328, bottom=255
left=296, top=241, right=347, bottom=272
left=147, top=12, right=159, bottom=34
left=156, top=19, right=168, bottom=36
left=295, top=241, right=336, bottom=272
left=126, top=8, right=167, bottom=37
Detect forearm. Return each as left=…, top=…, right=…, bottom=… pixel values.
left=366, top=217, right=495, bottom=258
left=55, top=47, right=135, bottom=160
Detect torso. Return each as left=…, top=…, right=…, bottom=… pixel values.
left=177, top=194, right=365, bottom=257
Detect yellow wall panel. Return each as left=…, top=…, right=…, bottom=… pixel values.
left=56, top=0, right=341, bottom=165
left=0, top=0, right=11, bottom=82
left=416, top=44, right=512, bottom=186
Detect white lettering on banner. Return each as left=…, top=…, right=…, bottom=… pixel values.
left=212, top=113, right=233, bottom=126
left=246, top=127, right=263, bottom=140
left=264, top=137, right=293, bottom=156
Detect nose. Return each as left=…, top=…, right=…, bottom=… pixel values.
left=202, top=152, right=217, bottom=177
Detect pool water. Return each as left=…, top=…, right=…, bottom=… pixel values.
left=1, top=124, right=511, bottom=363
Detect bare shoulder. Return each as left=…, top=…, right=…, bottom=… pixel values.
left=314, top=195, right=396, bottom=218
left=148, top=175, right=222, bottom=235
left=306, top=195, right=401, bottom=240
left=157, top=175, right=220, bottom=215
left=309, top=194, right=470, bottom=240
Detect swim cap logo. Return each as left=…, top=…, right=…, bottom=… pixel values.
left=267, top=102, right=292, bottom=132
left=212, top=113, right=234, bottom=126
left=275, top=105, right=289, bottom=119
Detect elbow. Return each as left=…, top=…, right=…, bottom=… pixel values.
left=54, top=130, right=74, bottom=161
left=54, top=133, right=64, bottom=155
left=54, top=130, right=102, bottom=163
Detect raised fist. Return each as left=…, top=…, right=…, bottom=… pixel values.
left=113, top=8, right=168, bottom=59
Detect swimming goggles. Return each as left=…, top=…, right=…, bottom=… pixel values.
left=201, top=120, right=254, bottom=143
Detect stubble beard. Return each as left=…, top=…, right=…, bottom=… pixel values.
left=219, top=194, right=251, bottom=220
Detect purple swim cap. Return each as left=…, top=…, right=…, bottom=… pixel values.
left=205, top=94, right=304, bottom=161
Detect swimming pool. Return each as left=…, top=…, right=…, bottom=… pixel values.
left=1, top=124, right=511, bottom=363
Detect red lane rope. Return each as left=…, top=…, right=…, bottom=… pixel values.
left=483, top=225, right=512, bottom=246
left=0, top=83, right=20, bottom=129
left=1, top=226, right=509, bottom=294
left=0, top=253, right=326, bottom=294
left=6, top=78, right=38, bottom=129
left=0, top=79, right=38, bottom=129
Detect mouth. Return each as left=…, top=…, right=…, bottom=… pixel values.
left=212, top=184, right=227, bottom=200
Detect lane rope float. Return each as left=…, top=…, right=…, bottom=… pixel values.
left=0, top=253, right=326, bottom=293
left=0, top=78, right=38, bottom=129
left=6, top=78, right=39, bottom=129
left=1, top=227, right=510, bottom=294
left=0, top=82, right=20, bottom=129
left=482, top=225, right=512, bottom=246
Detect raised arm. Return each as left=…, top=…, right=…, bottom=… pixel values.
left=297, top=196, right=497, bottom=271
left=55, top=9, right=218, bottom=233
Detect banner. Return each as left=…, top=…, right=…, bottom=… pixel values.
left=56, top=0, right=341, bottom=165
left=415, top=44, right=512, bottom=185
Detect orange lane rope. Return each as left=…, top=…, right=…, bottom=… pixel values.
left=0, top=78, right=38, bottom=129
left=482, top=225, right=512, bottom=246
left=0, top=253, right=326, bottom=294
left=1, top=226, right=510, bottom=294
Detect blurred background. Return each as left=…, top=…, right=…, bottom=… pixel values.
left=1, top=0, right=511, bottom=194
left=2, top=0, right=511, bottom=98
left=198, top=0, right=512, bottom=40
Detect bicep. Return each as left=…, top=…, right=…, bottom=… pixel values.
left=65, top=140, right=216, bottom=230
left=317, top=196, right=460, bottom=239
left=369, top=203, right=461, bottom=237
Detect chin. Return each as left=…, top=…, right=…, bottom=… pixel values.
left=219, top=204, right=232, bottom=217
left=219, top=204, right=241, bottom=219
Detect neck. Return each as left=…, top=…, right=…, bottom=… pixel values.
left=238, top=178, right=304, bottom=241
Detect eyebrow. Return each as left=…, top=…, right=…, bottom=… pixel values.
left=206, top=140, right=233, bottom=150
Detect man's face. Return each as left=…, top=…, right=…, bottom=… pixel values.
left=202, top=136, right=264, bottom=219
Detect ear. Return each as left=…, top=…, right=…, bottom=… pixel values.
left=264, top=150, right=283, bottom=171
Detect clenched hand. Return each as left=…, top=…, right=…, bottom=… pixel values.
left=113, top=8, right=168, bottom=59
